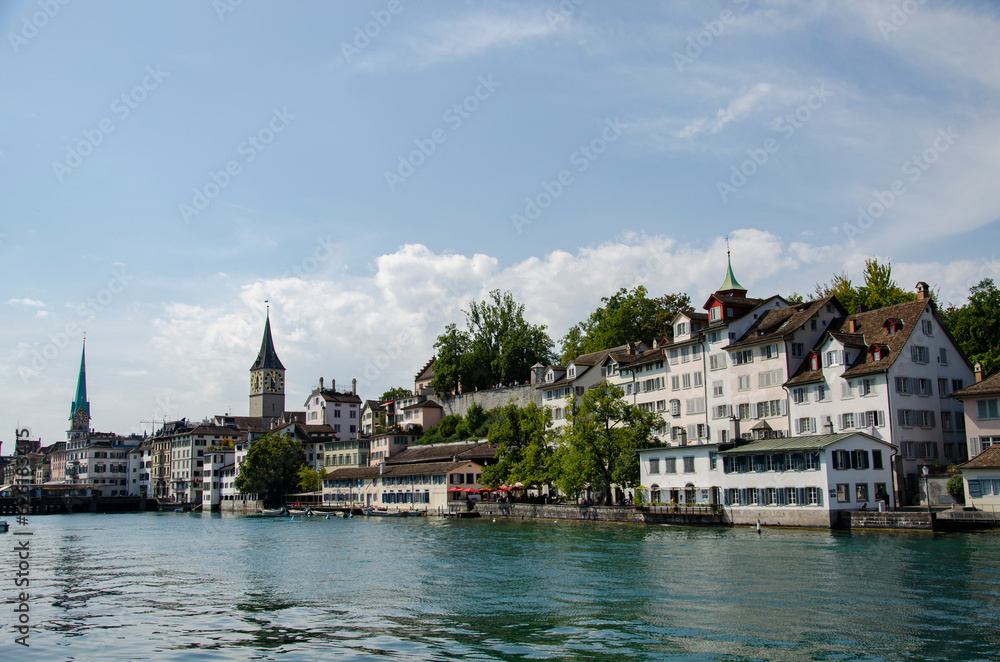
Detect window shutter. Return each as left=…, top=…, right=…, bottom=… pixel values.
left=968, top=479, right=981, bottom=498
left=970, top=437, right=980, bottom=456
left=817, top=489, right=824, bottom=506
left=794, top=419, right=801, bottom=434
left=810, top=418, right=817, bottom=433
left=877, top=411, right=885, bottom=427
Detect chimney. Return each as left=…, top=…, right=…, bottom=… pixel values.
left=331, top=379, right=336, bottom=393
left=653, top=338, right=660, bottom=350
left=729, top=415, right=741, bottom=444
left=823, top=417, right=834, bottom=435
left=976, top=362, right=983, bottom=383
left=627, top=342, right=636, bottom=356
left=319, top=377, right=324, bottom=391
left=916, top=281, right=930, bottom=300
left=847, top=319, right=856, bottom=333
left=352, top=378, right=357, bottom=395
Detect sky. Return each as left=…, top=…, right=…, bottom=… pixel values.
left=2, top=0, right=999, bottom=445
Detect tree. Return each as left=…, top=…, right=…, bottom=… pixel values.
left=559, top=287, right=691, bottom=363
left=380, top=386, right=412, bottom=402
left=940, top=279, right=1000, bottom=376
left=432, top=291, right=555, bottom=393
left=815, top=258, right=916, bottom=314
left=297, top=465, right=322, bottom=492
left=482, top=402, right=554, bottom=491
left=556, top=382, right=661, bottom=504
left=234, top=432, right=307, bottom=507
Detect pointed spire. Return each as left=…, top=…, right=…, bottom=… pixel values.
left=251, top=309, right=285, bottom=371
left=70, top=340, right=90, bottom=422
left=717, top=244, right=746, bottom=295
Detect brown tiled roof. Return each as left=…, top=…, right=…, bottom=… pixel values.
left=952, top=371, right=1000, bottom=398
left=324, top=460, right=479, bottom=480
left=959, top=444, right=1000, bottom=470
left=321, top=391, right=362, bottom=404
left=786, top=365, right=824, bottom=386
left=414, top=357, right=435, bottom=381
left=571, top=344, right=630, bottom=366
left=728, top=296, right=840, bottom=350
left=612, top=347, right=666, bottom=368
left=401, top=399, right=443, bottom=410
left=829, top=332, right=868, bottom=347
left=687, top=312, right=709, bottom=323
left=838, top=299, right=930, bottom=378
left=217, top=416, right=271, bottom=433
left=707, top=295, right=764, bottom=308
left=387, top=440, right=494, bottom=465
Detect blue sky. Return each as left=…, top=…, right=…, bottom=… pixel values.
left=2, top=0, right=1000, bottom=444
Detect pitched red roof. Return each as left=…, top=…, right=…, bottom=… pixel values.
left=959, top=444, right=1000, bottom=470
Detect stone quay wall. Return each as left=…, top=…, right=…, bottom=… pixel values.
left=842, top=511, right=934, bottom=530
left=476, top=502, right=645, bottom=523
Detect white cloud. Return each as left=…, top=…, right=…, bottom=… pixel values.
left=7, top=298, right=46, bottom=307
left=678, top=83, right=773, bottom=139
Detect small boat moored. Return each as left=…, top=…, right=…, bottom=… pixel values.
left=258, top=507, right=287, bottom=517
left=0, top=520, right=8, bottom=533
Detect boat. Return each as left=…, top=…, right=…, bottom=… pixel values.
left=258, top=507, right=287, bottom=517
left=287, top=507, right=314, bottom=517
left=364, top=509, right=408, bottom=517
left=0, top=520, right=8, bottom=533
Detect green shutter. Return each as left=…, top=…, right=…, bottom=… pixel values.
left=968, top=479, right=981, bottom=498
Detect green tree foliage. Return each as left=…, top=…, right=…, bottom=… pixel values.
left=297, top=465, right=322, bottom=492
left=560, top=287, right=691, bottom=363
left=815, top=259, right=916, bottom=314
left=431, top=291, right=555, bottom=393
left=418, top=404, right=497, bottom=445
left=234, top=432, right=307, bottom=507
left=940, top=279, right=1000, bottom=375
left=482, top=402, right=554, bottom=491
left=556, top=382, right=661, bottom=504
left=380, top=386, right=412, bottom=402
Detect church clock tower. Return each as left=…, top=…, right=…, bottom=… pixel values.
left=68, top=340, right=91, bottom=440
left=249, top=309, right=285, bottom=422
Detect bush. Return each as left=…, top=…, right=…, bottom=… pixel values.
left=946, top=473, right=966, bottom=504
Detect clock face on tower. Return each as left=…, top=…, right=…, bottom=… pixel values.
left=250, top=372, right=262, bottom=394
left=265, top=370, right=284, bottom=392
left=73, top=409, right=88, bottom=428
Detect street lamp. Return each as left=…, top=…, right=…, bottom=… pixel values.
left=922, top=465, right=931, bottom=513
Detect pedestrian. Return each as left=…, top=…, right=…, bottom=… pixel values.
left=756, top=518, right=762, bottom=536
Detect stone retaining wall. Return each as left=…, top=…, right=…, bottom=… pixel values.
left=475, top=502, right=645, bottom=523
left=843, top=511, right=933, bottom=530
left=722, top=507, right=838, bottom=528
left=438, top=385, right=540, bottom=418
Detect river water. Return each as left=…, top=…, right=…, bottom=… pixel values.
left=4, top=512, right=1000, bottom=661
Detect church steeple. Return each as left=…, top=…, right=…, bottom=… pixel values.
left=69, top=340, right=91, bottom=435
left=249, top=306, right=285, bottom=421
left=250, top=309, right=285, bottom=371
left=716, top=247, right=747, bottom=297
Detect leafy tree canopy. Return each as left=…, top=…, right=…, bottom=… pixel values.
left=815, top=258, right=916, bottom=315
left=234, top=432, right=307, bottom=507
left=555, top=382, right=661, bottom=504
left=418, top=403, right=498, bottom=445
left=431, top=290, right=555, bottom=394
left=940, top=279, right=1000, bottom=376
left=482, top=402, right=554, bottom=491
left=297, top=465, right=322, bottom=493
left=560, top=286, right=691, bottom=363
left=380, top=386, right=412, bottom=402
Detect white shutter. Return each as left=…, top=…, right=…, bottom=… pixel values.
left=970, top=437, right=980, bottom=456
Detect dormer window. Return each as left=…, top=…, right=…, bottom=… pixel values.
left=884, top=318, right=902, bottom=335
left=873, top=347, right=881, bottom=361
left=809, top=355, right=819, bottom=371
left=567, top=366, right=575, bottom=379
left=710, top=306, right=721, bottom=321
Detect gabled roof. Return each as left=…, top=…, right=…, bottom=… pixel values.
left=414, top=357, right=435, bottom=382
left=717, top=432, right=891, bottom=454
left=951, top=371, right=1000, bottom=398
left=386, top=440, right=495, bottom=465
left=324, top=460, right=480, bottom=480
left=400, top=399, right=443, bottom=410
left=959, top=444, right=1000, bottom=470
left=838, top=299, right=931, bottom=378
left=571, top=344, right=632, bottom=366
left=612, top=347, right=666, bottom=368
left=727, top=296, right=840, bottom=350
left=250, top=314, right=285, bottom=371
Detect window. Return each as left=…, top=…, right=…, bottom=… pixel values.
left=941, top=411, right=953, bottom=430
left=713, top=404, right=732, bottom=419
left=710, top=452, right=717, bottom=470
left=671, top=376, right=680, bottom=391
left=859, top=379, right=873, bottom=396
left=792, top=387, right=808, bottom=404
left=806, top=486, right=821, bottom=505
left=837, top=484, right=851, bottom=503
left=737, top=403, right=752, bottom=420
left=856, top=483, right=870, bottom=502
left=656, top=400, right=666, bottom=412
left=796, top=417, right=816, bottom=434
left=710, top=306, right=721, bottom=321
left=938, top=378, right=949, bottom=397
left=710, top=354, right=726, bottom=371
left=840, top=412, right=855, bottom=430
left=683, top=457, right=695, bottom=473
left=756, top=400, right=785, bottom=418
left=664, top=458, right=677, bottom=474
left=897, top=409, right=913, bottom=427
left=681, top=347, right=690, bottom=363
left=939, top=347, right=948, bottom=365
left=732, top=349, right=754, bottom=365
left=859, top=410, right=884, bottom=428
left=816, top=384, right=827, bottom=401
left=693, top=372, right=703, bottom=388
left=824, top=350, right=843, bottom=367
left=682, top=374, right=692, bottom=389
left=810, top=355, right=820, bottom=371
left=911, top=345, right=930, bottom=364
left=895, top=377, right=913, bottom=395
left=707, top=331, right=720, bottom=343
left=676, top=322, right=688, bottom=336
left=761, top=343, right=779, bottom=360
left=686, top=398, right=706, bottom=415
left=759, top=369, right=783, bottom=388
left=850, top=449, right=870, bottom=469
left=977, top=399, right=1000, bottom=420
left=917, top=410, right=935, bottom=428
left=791, top=343, right=804, bottom=358
left=872, top=449, right=883, bottom=470
left=670, top=399, right=680, bottom=416
left=713, top=381, right=724, bottom=397
left=669, top=349, right=679, bottom=365
left=648, top=459, right=660, bottom=474
left=915, top=378, right=932, bottom=396
left=922, top=319, right=934, bottom=335
left=832, top=449, right=850, bottom=470
left=738, top=375, right=751, bottom=391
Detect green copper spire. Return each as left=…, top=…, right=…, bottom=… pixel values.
left=70, top=341, right=90, bottom=422
left=718, top=249, right=745, bottom=293
left=251, top=309, right=285, bottom=371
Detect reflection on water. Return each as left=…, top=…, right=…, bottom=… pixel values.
left=11, top=513, right=1000, bottom=661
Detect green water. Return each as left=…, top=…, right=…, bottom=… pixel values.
left=4, top=512, right=1000, bottom=661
